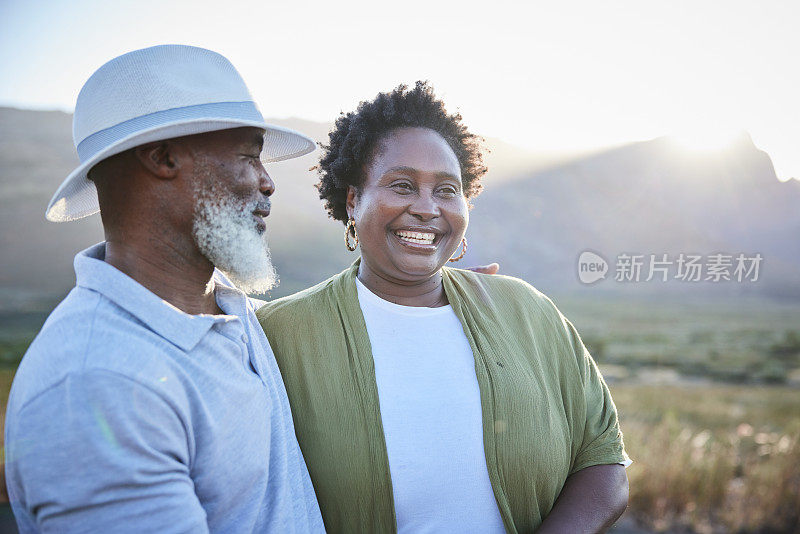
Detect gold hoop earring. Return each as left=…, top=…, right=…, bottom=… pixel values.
left=448, top=237, right=467, bottom=262
left=344, top=218, right=359, bottom=251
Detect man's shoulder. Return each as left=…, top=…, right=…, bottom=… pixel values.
left=11, top=287, right=185, bottom=412
left=25, top=285, right=179, bottom=364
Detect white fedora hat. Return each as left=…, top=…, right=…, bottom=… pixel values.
left=46, top=44, right=316, bottom=222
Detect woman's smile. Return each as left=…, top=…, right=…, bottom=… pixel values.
left=391, top=227, right=443, bottom=251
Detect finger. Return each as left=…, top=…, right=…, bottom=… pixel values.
left=467, top=263, right=500, bottom=275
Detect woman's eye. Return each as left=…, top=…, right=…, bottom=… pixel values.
left=392, top=182, right=414, bottom=193
left=438, top=186, right=458, bottom=197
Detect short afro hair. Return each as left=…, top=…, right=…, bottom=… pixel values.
left=316, top=81, right=487, bottom=226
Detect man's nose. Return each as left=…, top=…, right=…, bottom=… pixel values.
left=259, top=167, right=275, bottom=197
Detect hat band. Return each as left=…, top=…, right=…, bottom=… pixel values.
left=76, top=101, right=265, bottom=162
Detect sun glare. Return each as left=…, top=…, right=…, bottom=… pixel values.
left=669, top=128, right=746, bottom=152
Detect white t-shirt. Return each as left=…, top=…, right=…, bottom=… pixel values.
left=355, top=277, right=506, bottom=534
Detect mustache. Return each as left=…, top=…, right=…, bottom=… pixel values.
left=251, top=199, right=271, bottom=213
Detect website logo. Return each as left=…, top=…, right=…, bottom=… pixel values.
left=577, top=251, right=609, bottom=284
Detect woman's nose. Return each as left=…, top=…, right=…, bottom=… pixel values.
left=407, top=191, right=441, bottom=220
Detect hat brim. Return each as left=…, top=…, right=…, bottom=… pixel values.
left=46, top=119, right=316, bottom=222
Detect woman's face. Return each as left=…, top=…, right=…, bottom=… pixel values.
left=347, top=127, right=468, bottom=282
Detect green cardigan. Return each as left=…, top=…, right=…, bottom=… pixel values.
left=257, top=261, right=629, bottom=533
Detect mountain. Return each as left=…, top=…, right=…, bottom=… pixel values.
left=0, top=108, right=101, bottom=310
left=467, top=134, right=800, bottom=299
left=1, top=107, right=798, bottom=312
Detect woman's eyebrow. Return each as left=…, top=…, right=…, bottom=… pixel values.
left=434, top=171, right=461, bottom=182
left=383, top=166, right=417, bottom=176
left=383, top=166, right=460, bottom=181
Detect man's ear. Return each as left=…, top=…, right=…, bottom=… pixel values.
left=345, top=185, right=359, bottom=220
left=133, top=141, right=182, bottom=180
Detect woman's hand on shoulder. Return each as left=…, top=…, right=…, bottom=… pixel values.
left=465, top=263, right=500, bottom=275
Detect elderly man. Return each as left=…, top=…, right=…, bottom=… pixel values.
left=4, top=45, right=325, bottom=533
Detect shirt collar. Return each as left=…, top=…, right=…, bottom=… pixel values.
left=74, top=242, right=247, bottom=352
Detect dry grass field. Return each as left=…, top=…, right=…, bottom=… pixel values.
left=611, top=384, right=800, bottom=533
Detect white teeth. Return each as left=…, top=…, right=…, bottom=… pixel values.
left=395, top=230, right=435, bottom=245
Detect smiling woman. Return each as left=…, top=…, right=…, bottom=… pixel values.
left=347, top=127, right=469, bottom=299
left=257, top=81, right=631, bottom=533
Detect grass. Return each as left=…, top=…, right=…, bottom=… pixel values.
left=612, top=384, right=800, bottom=533
left=1, top=295, right=799, bottom=531
left=554, top=293, right=800, bottom=386
left=0, top=369, right=14, bottom=456
left=0, top=368, right=15, bottom=502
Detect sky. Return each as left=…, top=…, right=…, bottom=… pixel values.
left=1, top=0, right=798, bottom=180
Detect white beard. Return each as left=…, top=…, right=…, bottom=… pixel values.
left=192, top=183, right=278, bottom=294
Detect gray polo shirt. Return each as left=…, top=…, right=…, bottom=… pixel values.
left=4, top=243, right=324, bottom=533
